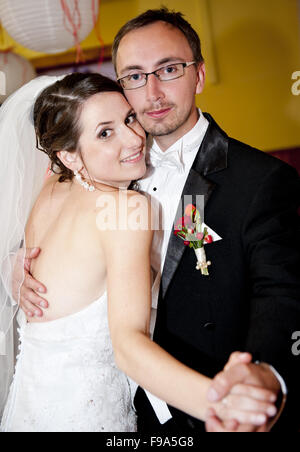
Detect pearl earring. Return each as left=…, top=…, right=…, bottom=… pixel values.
left=74, top=170, right=95, bottom=192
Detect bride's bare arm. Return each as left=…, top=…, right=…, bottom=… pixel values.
left=99, top=191, right=276, bottom=425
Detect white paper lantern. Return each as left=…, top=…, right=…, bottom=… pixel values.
left=0, top=52, right=36, bottom=103
left=0, top=0, right=99, bottom=54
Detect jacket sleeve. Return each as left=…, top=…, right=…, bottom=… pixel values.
left=242, top=162, right=300, bottom=430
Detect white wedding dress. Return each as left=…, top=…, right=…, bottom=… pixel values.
left=0, top=292, right=137, bottom=432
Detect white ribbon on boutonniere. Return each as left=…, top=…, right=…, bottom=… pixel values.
left=174, top=204, right=222, bottom=275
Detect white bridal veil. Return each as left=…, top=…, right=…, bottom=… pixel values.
left=0, top=75, right=63, bottom=418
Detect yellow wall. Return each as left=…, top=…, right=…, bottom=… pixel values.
left=1, top=0, right=299, bottom=151
left=199, top=0, right=300, bottom=151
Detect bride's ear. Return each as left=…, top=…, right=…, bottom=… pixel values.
left=57, top=150, right=82, bottom=172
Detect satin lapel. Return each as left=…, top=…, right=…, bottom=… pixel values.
left=160, top=113, right=229, bottom=300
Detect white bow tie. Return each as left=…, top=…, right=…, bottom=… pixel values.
left=147, top=138, right=203, bottom=174
left=148, top=150, right=184, bottom=173
left=148, top=146, right=186, bottom=173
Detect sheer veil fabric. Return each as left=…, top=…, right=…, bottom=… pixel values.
left=0, top=75, right=64, bottom=418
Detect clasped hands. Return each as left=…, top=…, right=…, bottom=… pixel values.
left=205, top=352, right=280, bottom=432
left=14, top=248, right=281, bottom=432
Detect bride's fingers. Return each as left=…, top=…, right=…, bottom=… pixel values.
left=217, top=395, right=277, bottom=425
left=220, top=406, right=268, bottom=426
left=226, top=394, right=277, bottom=415
left=206, top=408, right=260, bottom=432
left=230, top=384, right=277, bottom=403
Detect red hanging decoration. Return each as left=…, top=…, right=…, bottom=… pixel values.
left=60, top=0, right=84, bottom=63
left=59, top=1, right=103, bottom=67
left=92, top=0, right=105, bottom=67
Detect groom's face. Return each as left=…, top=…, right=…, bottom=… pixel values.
left=116, top=21, right=205, bottom=139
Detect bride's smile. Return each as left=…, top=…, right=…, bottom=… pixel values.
left=62, top=91, right=147, bottom=190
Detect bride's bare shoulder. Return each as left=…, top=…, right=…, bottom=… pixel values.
left=36, top=174, right=62, bottom=200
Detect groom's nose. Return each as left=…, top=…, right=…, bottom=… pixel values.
left=145, top=74, right=165, bottom=104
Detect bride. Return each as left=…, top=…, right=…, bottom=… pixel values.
left=0, top=73, right=276, bottom=432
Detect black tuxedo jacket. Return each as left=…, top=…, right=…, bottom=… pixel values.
left=135, top=114, right=300, bottom=432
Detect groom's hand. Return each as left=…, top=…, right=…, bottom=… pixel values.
left=14, top=247, right=48, bottom=318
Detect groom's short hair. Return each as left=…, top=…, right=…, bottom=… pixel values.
left=112, top=7, right=204, bottom=73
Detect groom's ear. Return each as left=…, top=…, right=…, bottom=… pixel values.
left=195, top=62, right=206, bottom=95
left=57, top=150, right=81, bottom=172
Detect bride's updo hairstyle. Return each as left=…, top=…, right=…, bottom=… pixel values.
left=34, top=73, right=123, bottom=182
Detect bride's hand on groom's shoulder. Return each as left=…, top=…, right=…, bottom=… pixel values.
left=13, top=247, right=48, bottom=318
left=205, top=352, right=279, bottom=432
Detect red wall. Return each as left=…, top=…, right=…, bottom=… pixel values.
left=270, top=148, right=300, bottom=215
left=270, top=148, right=300, bottom=175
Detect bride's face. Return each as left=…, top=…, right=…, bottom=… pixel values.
left=77, top=91, right=146, bottom=187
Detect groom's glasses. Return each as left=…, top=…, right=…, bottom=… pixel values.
left=118, top=61, right=196, bottom=90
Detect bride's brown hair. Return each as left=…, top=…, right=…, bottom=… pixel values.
left=34, top=73, right=123, bottom=183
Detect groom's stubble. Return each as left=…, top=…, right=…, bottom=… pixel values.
left=138, top=102, right=196, bottom=138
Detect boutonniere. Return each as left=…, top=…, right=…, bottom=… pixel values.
left=174, top=204, right=213, bottom=275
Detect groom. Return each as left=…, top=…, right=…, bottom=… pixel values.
left=19, top=8, right=300, bottom=432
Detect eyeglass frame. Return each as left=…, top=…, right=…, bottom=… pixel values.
left=117, top=61, right=196, bottom=90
